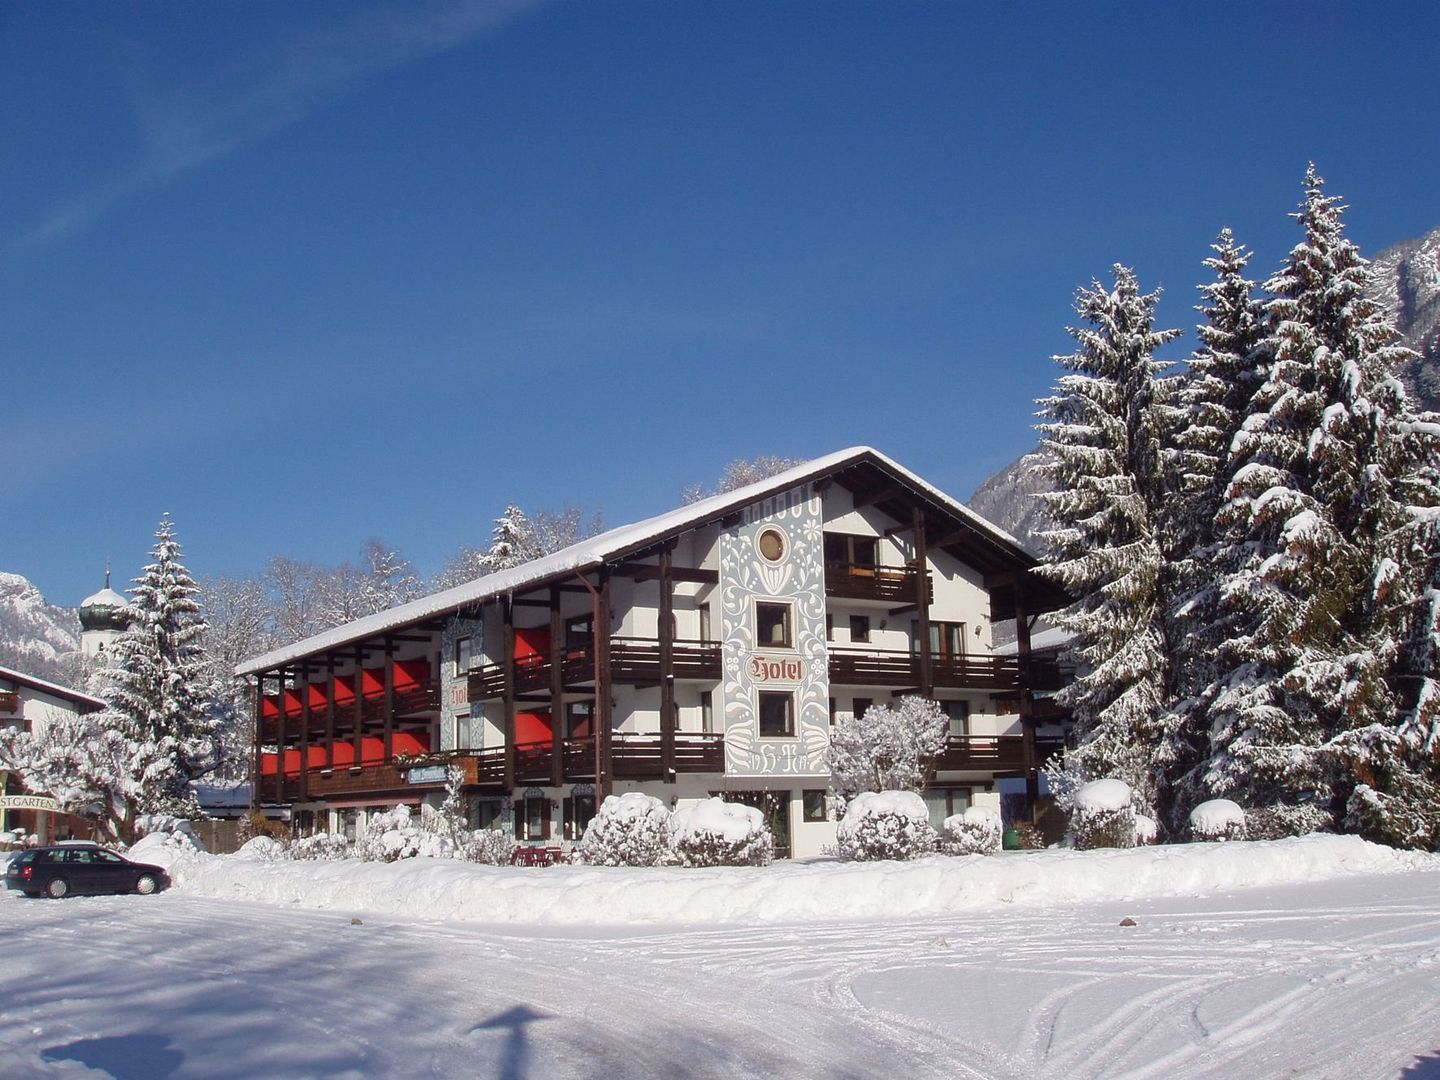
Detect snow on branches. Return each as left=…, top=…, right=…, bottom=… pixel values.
left=826, top=696, right=948, bottom=802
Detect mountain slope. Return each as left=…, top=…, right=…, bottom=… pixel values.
left=0, top=572, right=83, bottom=684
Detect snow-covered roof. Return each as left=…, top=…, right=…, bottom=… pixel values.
left=0, top=665, right=106, bottom=711
left=237, top=446, right=1034, bottom=676
left=80, top=586, right=126, bottom=610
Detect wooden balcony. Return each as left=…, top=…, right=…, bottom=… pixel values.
left=261, top=679, right=441, bottom=741
left=931, top=734, right=1065, bottom=773
left=469, top=639, right=722, bottom=700
left=828, top=647, right=1022, bottom=691
left=824, top=562, right=932, bottom=605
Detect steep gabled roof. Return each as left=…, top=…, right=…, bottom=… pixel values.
left=237, top=446, right=1058, bottom=676
left=0, top=665, right=106, bottom=711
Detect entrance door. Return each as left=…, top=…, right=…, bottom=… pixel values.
left=722, top=790, right=792, bottom=858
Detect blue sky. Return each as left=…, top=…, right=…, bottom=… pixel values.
left=3, top=1, right=1438, bottom=607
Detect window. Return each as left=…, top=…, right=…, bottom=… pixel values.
left=564, top=787, right=596, bottom=840
left=756, top=603, right=792, bottom=648
left=852, top=697, right=873, bottom=721
left=757, top=527, right=787, bottom=562
left=565, top=615, right=594, bottom=652
left=471, top=798, right=503, bottom=831
left=758, top=691, right=794, bottom=737
left=516, top=789, right=550, bottom=841
left=914, top=621, right=966, bottom=657
left=802, top=789, right=827, bottom=823
left=700, top=690, right=715, bottom=734
left=824, top=533, right=878, bottom=567
left=923, top=787, right=971, bottom=830
left=454, top=636, right=471, bottom=676
left=699, top=603, right=712, bottom=643
left=825, top=613, right=833, bottom=641
left=567, top=700, right=595, bottom=738
left=849, top=615, right=871, bottom=643
left=828, top=697, right=836, bottom=726
left=942, top=700, right=970, bottom=737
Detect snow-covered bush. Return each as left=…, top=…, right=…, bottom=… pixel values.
left=1134, top=814, right=1159, bottom=846
left=827, top=696, right=948, bottom=800
left=288, top=832, right=351, bottom=861
left=1242, top=803, right=1331, bottom=841
left=576, top=792, right=672, bottom=866
left=669, top=798, right=774, bottom=867
left=940, top=805, right=1001, bottom=856
left=1068, top=779, right=1136, bottom=850
left=133, top=815, right=206, bottom=854
left=233, top=835, right=286, bottom=861
left=1189, top=799, right=1247, bottom=842
left=456, top=828, right=513, bottom=865
left=836, top=791, right=937, bottom=862
left=352, top=805, right=455, bottom=862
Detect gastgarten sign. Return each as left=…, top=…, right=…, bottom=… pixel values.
left=408, top=765, right=449, bottom=785
left=0, top=795, right=59, bottom=811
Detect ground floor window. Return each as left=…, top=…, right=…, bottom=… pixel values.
left=515, top=788, right=551, bottom=841
left=802, top=789, right=827, bottom=823
left=564, top=784, right=596, bottom=840
left=718, top=789, right=792, bottom=858
left=923, top=787, right=972, bottom=830
left=470, top=797, right=503, bottom=831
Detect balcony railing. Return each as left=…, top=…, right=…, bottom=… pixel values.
left=470, top=639, right=722, bottom=700
left=261, top=679, right=441, bottom=741
left=827, top=647, right=1022, bottom=691
left=931, top=734, right=1065, bottom=773
left=824, top=562, right=932, bottom=605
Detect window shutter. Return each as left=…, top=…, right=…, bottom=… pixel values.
left=512, top=800, right=524, bottom=839
left=540, top=801, right=552, bottom=841
left=562, top=796, right=575, bottom=840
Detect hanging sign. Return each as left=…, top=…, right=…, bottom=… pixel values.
left=408, top=765, right=449, bottom=785
left=0, top=795, right=58, bottom=811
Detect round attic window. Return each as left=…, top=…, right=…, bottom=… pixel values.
left=757, top=527, right=787, bottom=563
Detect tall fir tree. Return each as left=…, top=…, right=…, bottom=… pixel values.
left=95, top=515, right=226, bottom=835
left=1037, top=265, right=1181, bottom=814
left=1200, top=166, right=1427, bottom=830
left=1160, top=230, right=1269, bottom=827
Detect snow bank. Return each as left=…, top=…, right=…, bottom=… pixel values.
left=142, top=834, right=1439, bottom=928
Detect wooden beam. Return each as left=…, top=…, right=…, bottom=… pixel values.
left=613, top=561, right=718, bottom=584
left=852, top=483, right=904, bottom=510
left=549, top=586, right=564, bottom=788
left=659, top=547, right=676, bottom=783
left=324, top=659, right=336, bottom=772
left=597, top=569, right=613, bottom=797
left=383, top=643, right=395, bottom=765
left=351, top=648, right=364, bottom=771
left=511, top=597, right=550, bottom=609
left=251, top=676, right=264, bottom=813
left=502, top=597, right=516, bottom=791
left=913, top=507, right=933, bottom=699
left=275, top=667, right=287, bottom=805
left=299, top=667, right=311, bottom=803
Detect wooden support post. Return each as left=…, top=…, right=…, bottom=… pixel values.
left=659, top=546, right=676, bottom=782
left=1014, top=580, right=1039, bottom=819
left=913, top=507, right=934, bottom=698
left=596, top=569, right=613, bottom=797
left=299, top=667, right=311, bottom=803
left=252, top=676, right=265, bottom=813
left=549, top=587, right=565, bottom=788
left=502, top=598, right=516, bottom=791
left=324, top=659, right=335, bottom=770
left=275, top=667, right=287, bottom=805
left=352, top=648, right=364, bottom=769
left=383, top=640, right=395, bottom=764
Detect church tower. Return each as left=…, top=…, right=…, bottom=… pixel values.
left=78, top=568, right=127, bottom=660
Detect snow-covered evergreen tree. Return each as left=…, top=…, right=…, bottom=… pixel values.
left=1161, top=231, right=1269, bottom=826
left=826, top=696, right=948, bottom=801
left=1201, top=167, right=1431, bottom=830
left=92, top=516, right=226, bottom=836
left=1036, top=265, right=1181, bottom=814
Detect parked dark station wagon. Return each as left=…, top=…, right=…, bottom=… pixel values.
left=4, top=845, right=169, bottom=899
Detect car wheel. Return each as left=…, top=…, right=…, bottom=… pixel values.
left=134, top=874, right=158, bottom=896
left=46, top=877, right=69, bottom=899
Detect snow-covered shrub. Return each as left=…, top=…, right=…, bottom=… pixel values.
left=576, top=792, right=672, bottom=866
left=352, top=805, right=456, bottom=862
left=1189, top=799, right=1247, bottom=842
left=1242, top=803, right=1331, bottom=841
left=133, top=815, right=206, bottom=854
left=940, top=806, right=1001, bottom=856
left=456, top=828, right=513, bottom=865
left=288, top=832, right=351, bottom=861
left=1068, top=779, right=1136, bottom=851
left=233, top=835, right=286, bottom=861
left=1133, top=814, right=1159, bottom=846
left=827, top=696, right=948, bottom=800
left=669, top=798, right=774, bottom=867
left=836, top=791, right=937, bottom=862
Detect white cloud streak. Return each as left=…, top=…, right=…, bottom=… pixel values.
left=10, top=0, right=549, bottom=253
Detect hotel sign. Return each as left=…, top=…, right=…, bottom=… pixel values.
left=0, top=795, right=58, bottom=811
left=408, top=765, right=449, bottom=785
left=748, top=655, right=805, bottom=683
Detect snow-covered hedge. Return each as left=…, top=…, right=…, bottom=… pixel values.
left=1134, top=814, right=1159, bottom=846
left=1243, top=804, right=1331, bottom=841
left=289, top=832, right=352, bottom=861
left=233, top=835, right=286, bottom=861
left=131, top=816, right=206, bottom=856
left=456, top=828, right=513, bottom=866
left=836, top=791, right=937, bottom=862
left=577, top=792, right=672, bottom=867
left=1069, top=779, right=1136, bottom=851
left=940, top=806, right=1001, bottom=857
left=352, top=806, right=456, bottom=862
left=1190, top=799, right=1247, bottom=842
left=669, top=798, right=774, bottom=867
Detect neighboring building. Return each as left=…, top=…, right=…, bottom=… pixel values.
left=0, top=665, right=106, bottom=842
left=78, top=571, right=128, bottom=661
left=239, top=448, right=1070, bottom=857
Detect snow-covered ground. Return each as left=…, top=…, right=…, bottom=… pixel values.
left=2, top=838, right=1438, bottom=1079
